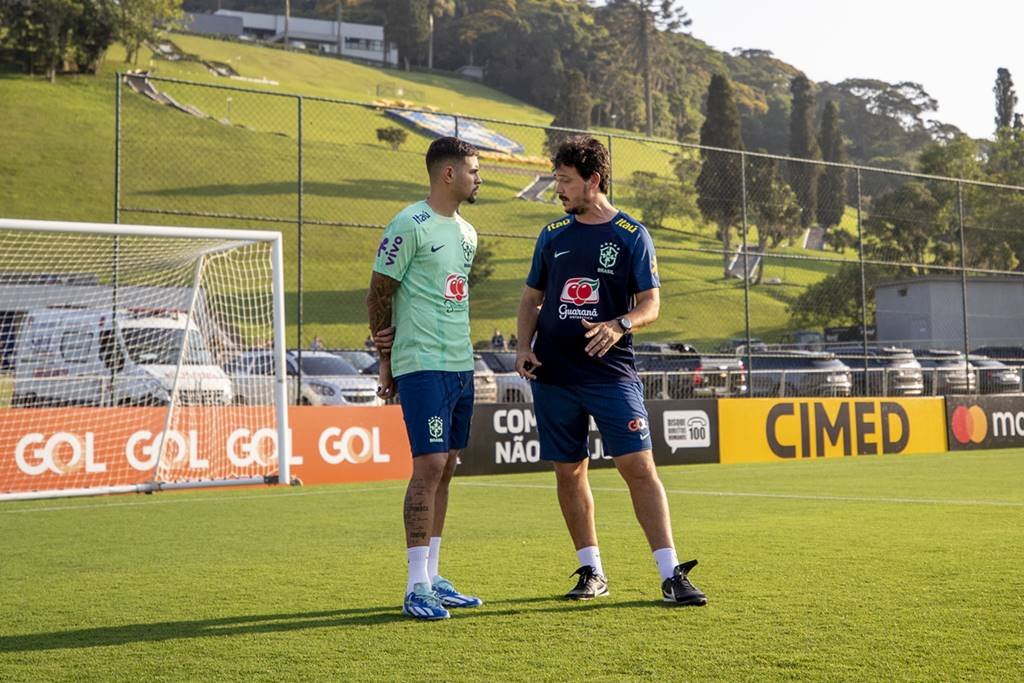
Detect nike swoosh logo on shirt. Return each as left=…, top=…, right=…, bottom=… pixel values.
left=639, top=432, right=650, bottom=440
left=554, top=250, right=571, bottom=258
left=431, top=245, right=445, bottom=252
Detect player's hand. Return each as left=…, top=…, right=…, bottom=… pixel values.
left=582, top=319, right=624, bottom=358
left=376, top=361, right=396, bottom=400
left=515, top=350, right=542, bottom=380
left=372, top=326, right=395, bottom=352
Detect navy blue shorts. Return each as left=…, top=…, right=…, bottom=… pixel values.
left=531, top=381, right=652, bottom=462
left=396, top=370, right=474, bottom=456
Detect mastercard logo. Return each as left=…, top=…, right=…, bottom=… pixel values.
left=951, top=405, right=988, bottom=444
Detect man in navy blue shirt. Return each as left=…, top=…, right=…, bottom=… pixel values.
left=515, top=136, right=707, bottom=607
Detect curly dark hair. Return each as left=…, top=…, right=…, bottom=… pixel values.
left=425, top=136, right=478, bottom=176
left=552, top=135, right=611, bottom=193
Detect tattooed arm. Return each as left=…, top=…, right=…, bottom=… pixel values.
left=366, top=271, right=401, bottom=398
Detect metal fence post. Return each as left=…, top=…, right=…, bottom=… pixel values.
left=956, top=181, right=972, bottom=389
left=607, top=134, right=614, bottom=202
left=454, top=114, right=459, bottom=139
left=740, top=152, right=753, bottom=396
left=111, top=73, right=122, bottom=407
left=297, top=95, right=304, bottom=394
left=856, top=169, right=869, bottom=394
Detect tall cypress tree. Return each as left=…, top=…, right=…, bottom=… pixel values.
left=817, top=100, right=847, bottom=229
left=696, top=73, right=744, bottom=276
left=546, top=69, right=591, bottom=155
left=789, top=74, right=821, bottom=228
left=994, top=67, right=1018, bottom=133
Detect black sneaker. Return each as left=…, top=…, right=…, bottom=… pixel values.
left=565, top=565, right=609, bottom=600
left=662, top=559, right=707, bottom=606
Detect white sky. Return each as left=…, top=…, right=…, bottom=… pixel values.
left=680, top=0, right=1023, bottom=139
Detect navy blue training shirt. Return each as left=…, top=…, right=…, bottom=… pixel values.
left=526, top=211, right=661, bottom=385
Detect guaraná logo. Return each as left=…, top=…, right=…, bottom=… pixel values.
left=444, top=273, right=468, bottom=302
left=559, top=277, right=600, bottom=306
left=951, top=405, right=988, bottom=444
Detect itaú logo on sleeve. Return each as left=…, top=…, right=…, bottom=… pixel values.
left=15, top=432, right=104, bottom=476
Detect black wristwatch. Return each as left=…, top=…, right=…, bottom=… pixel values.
left=616, top=317, right=633, bottom=333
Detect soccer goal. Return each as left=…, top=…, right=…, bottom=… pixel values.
left=0, top=218, right=291, bottom=501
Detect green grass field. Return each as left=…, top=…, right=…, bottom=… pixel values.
left=1, top=449, right=1021, bottom=680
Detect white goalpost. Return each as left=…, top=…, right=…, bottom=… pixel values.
left=0, top=218, right=291, bottom=501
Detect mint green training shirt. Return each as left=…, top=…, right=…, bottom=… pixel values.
left=373, top=200, right=478, bottom=378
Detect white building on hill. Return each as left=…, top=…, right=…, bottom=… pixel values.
left=202, top=10, right=397, bottom=65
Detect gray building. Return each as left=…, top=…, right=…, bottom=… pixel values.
left=875, top=276, right=1024, bottom=349
left=183, top=13, right=243, bottom=38
left=210, top=10, right=398, bottom=65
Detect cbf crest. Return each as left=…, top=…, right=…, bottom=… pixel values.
left=428, top=416, right=444, bottom=442
left=598, top=242, right=620, bottom=274
left=461, top=236, right=476, bottom=265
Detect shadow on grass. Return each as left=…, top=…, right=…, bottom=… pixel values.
left=0, top=598, right=673, bottom=652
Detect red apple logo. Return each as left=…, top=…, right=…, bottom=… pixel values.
left=560, top=278, right=600, bottom=305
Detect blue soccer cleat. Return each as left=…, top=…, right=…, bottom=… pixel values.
left=432, top=576, right=483, bottom=608
left=403, top=582, right=450, bottom=620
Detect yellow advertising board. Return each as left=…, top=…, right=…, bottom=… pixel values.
left=718, top=397, right=947, bottom=464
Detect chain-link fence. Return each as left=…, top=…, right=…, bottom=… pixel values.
left=116, top=73, right=1024, bottom=399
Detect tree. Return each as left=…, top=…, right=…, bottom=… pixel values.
left=468, top=241, right=495, bottom=286
left=816, top=100, right=847, bottom=229
left=695, top=74, right=744, bottom=276
left=747, top=155, right=801, bottom=283
left=378, top=0, right=429, bottom=69
left=376, top=126, right=408, bottom=150
left=631, top=170, right=696, bottom=229
left=426, top=0, right=455, bottom=69
left=604, top=0, right=691, bottom=137
left=545, top=69, right=590, bottom=155
left=117, top=0, right=183, bottom=65
left=789, top=73, right=820, bottom=228
left=0, top=0, right=118, bottom=81
left=994, top=67, right=1017, bottom=133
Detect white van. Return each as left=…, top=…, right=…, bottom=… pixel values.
left=12, top=308, right=233, bottom=407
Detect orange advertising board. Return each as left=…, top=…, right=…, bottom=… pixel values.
left=0, top=406, right=412, bottom=496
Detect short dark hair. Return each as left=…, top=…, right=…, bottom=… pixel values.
left=426, top=136, right=478, bottom=176
left=552, top=135, right=611, bottom=193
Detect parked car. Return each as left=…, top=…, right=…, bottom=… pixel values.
left=225, top=350, right=381, bottom=406
left=635, top=348, right=747, bottom=399
left=478, top=351, right=532, bottom=403
left=332, top=350, right=378, bottom=375
left=747, top=352, right=853, bottom=397
left=718, top=337, right=768, bottom=354
left=473, top=354, right=498, bottom=403
left=913, top=349, right=976, bottom=395
left=827, top=346, right=924, bottom=397
left=971, top=346, right=1024, bottom=370
left=782, top=330, right=825, bottom=350
left=968, top=355, right=1022, bottom=394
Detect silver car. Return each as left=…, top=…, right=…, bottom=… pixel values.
left=225, top=350, right=382, bottom=406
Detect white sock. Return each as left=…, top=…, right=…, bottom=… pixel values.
left=653, top=547, right=679, bottom=581
left=406, top=546, right=430, bottom=594
left=427, top=536, right=442, bottom=581
left=576, top=546, right=604, bottom=576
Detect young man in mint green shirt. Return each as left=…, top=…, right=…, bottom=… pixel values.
left=366, top=137, right=483, bottom=620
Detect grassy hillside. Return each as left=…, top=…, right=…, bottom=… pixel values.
left=1, top=35, right=857, bottom=350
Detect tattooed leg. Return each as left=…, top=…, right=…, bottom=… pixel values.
left=404, top=452, right=448, bottom=547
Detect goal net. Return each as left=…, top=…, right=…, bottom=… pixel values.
left=0, top=219, right=290, bottom=501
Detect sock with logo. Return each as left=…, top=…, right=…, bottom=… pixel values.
left=427, top=536, right=442, bottom=582
left=406, top=546, right=431, bottom=594
left=653, top=547, right=679, bottom=581
left=576, top=545, right=604, bottom=577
